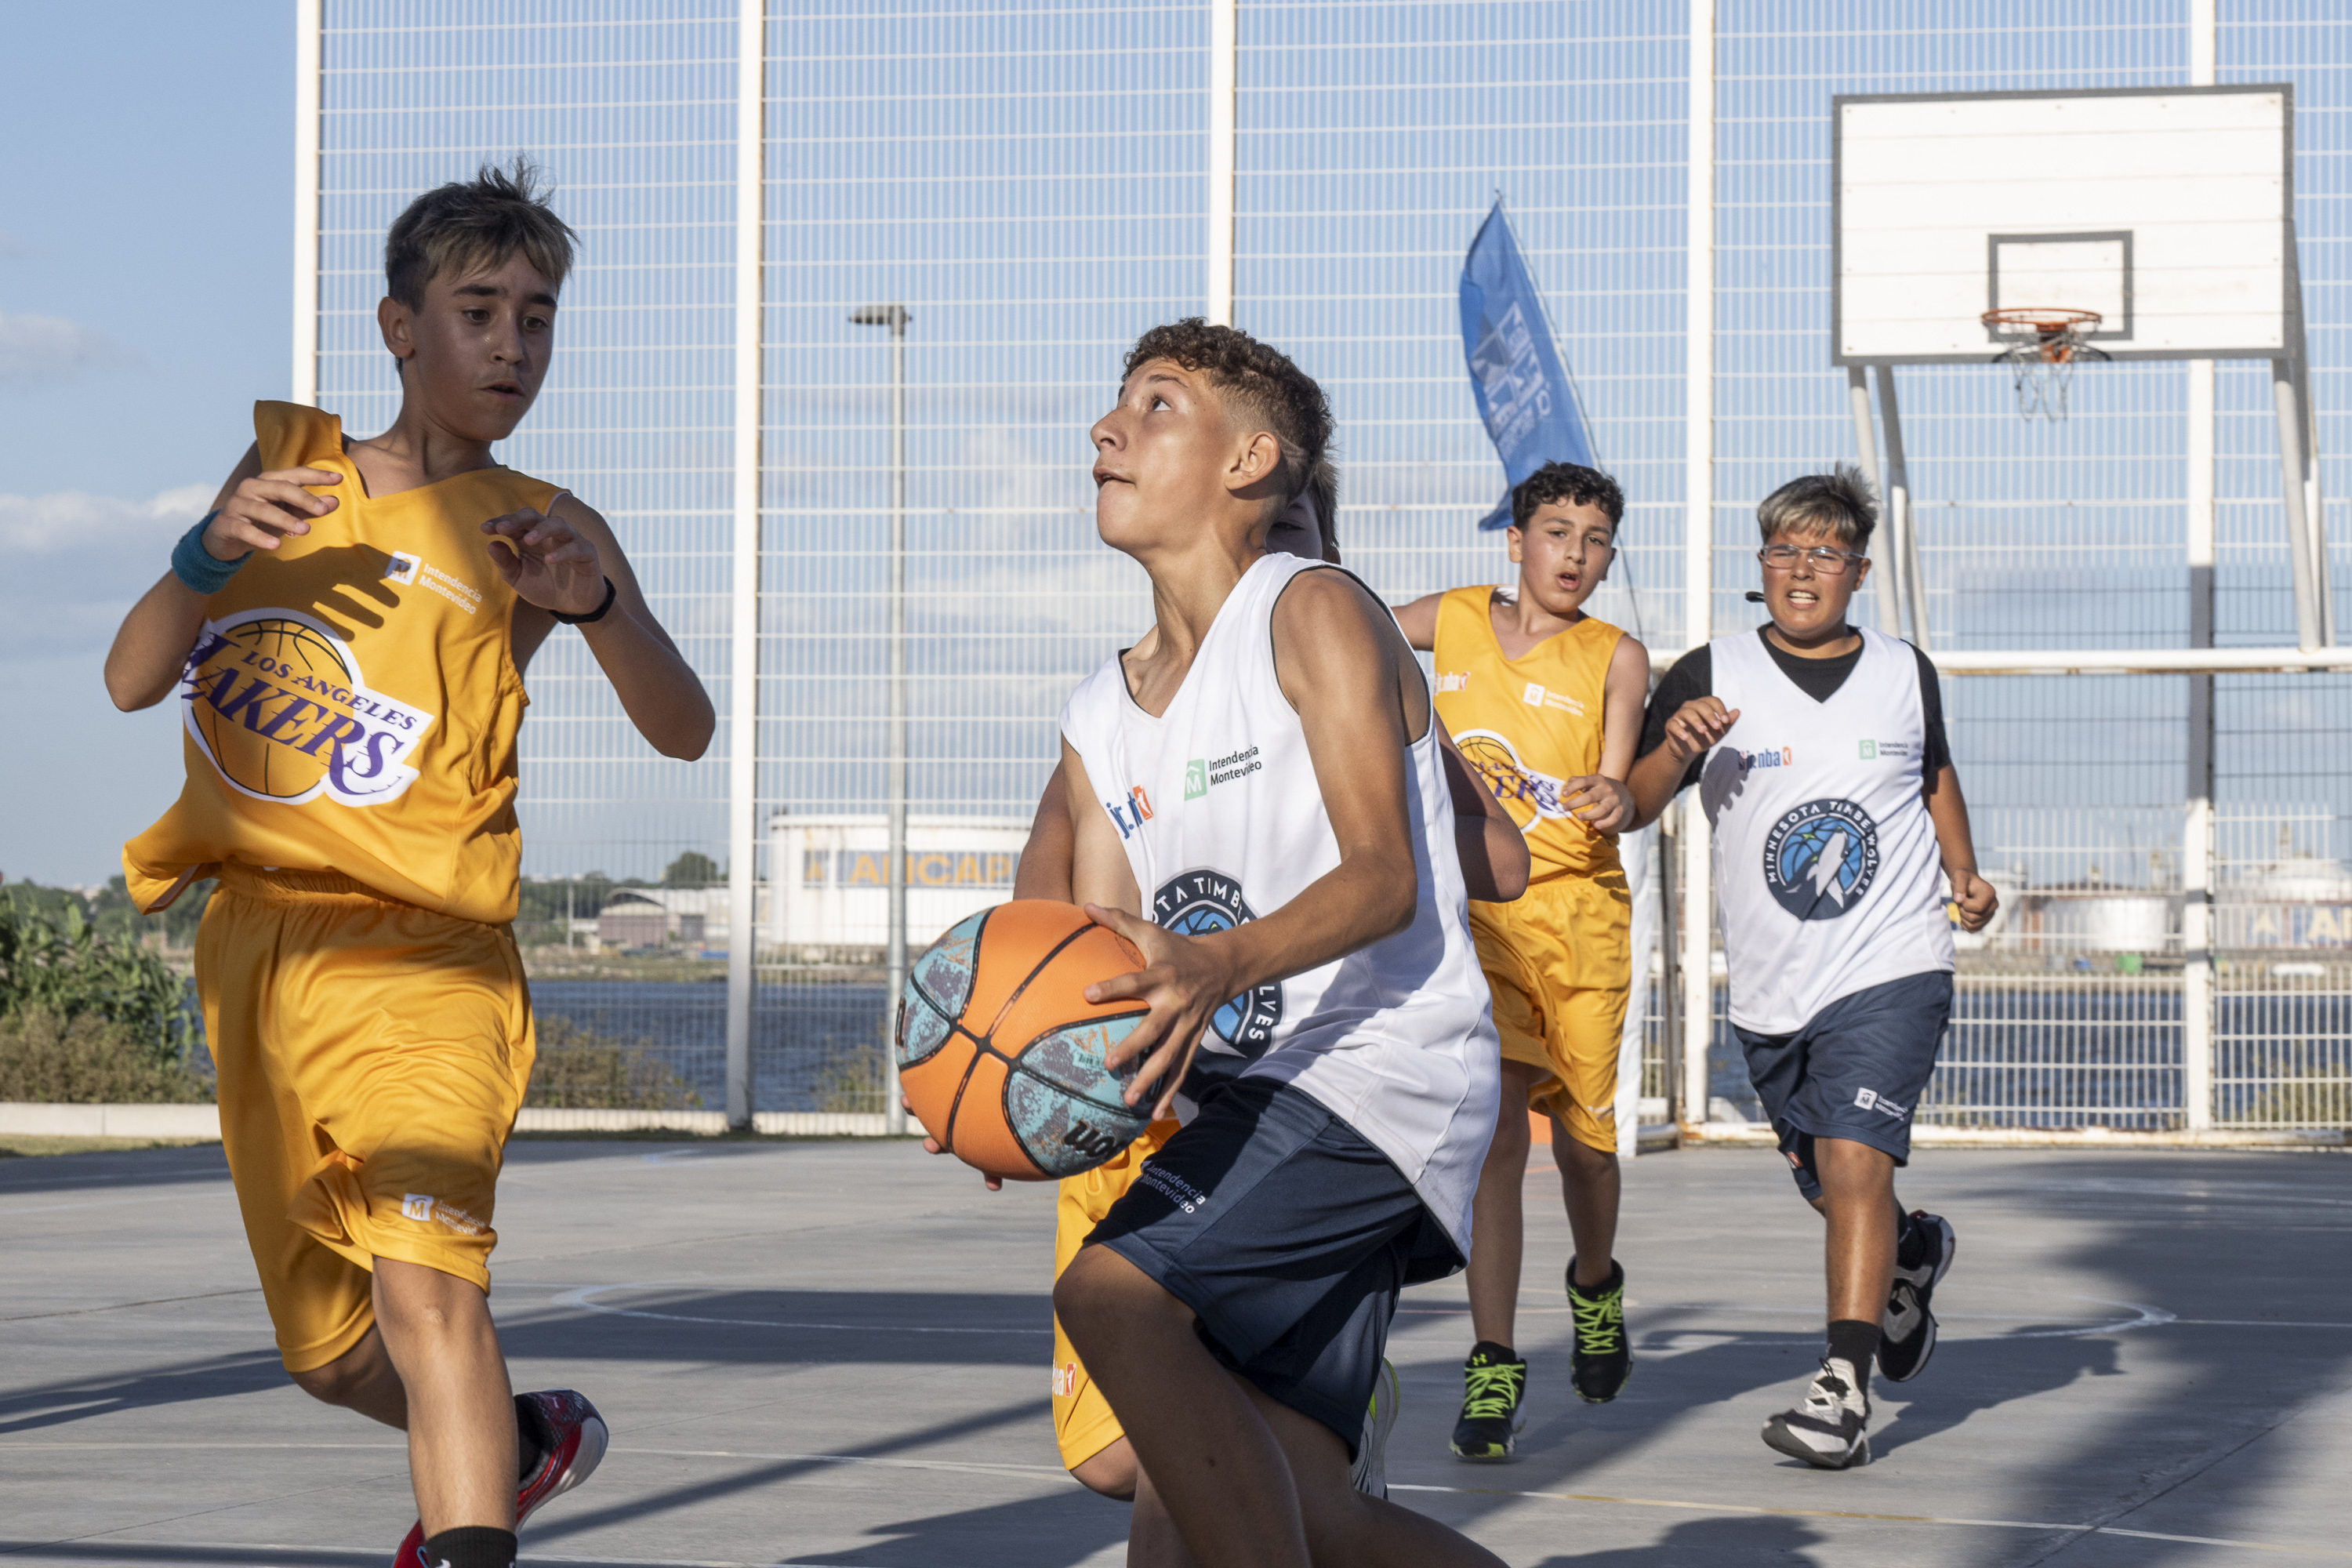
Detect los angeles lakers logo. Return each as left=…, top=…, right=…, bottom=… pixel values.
left=180, top=610, right=435, bottom=808
left=1452, top=728, right=1571, bottom=835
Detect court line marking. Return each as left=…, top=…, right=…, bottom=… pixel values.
left=1388, top=1483, right=2352, bottom=1559
left=550, top=1283, right=1053, bottom=1335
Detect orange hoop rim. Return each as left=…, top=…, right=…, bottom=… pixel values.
left=1982, top=306, right=2103, bottom=334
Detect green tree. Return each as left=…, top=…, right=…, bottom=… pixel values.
left=663, top=851, right=719, bottom=888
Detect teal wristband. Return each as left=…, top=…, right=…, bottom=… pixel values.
left=171, top=513, right=245, bottom=594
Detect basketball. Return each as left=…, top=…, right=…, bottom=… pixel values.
left=895, top=900, right=1154, bottom=1181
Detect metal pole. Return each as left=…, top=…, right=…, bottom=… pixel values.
left=884, top=313, right=909, bottom=1137
left=1680, top=0, right=1715, bottom=1135
left=2185, top=358, right=2216, bottom=1131
left=724, top=0, right=766, bottom=1132
left=291, top=0, right=321, bottom=408
left=1207, top=0, right=1236, bottom=326
left=1657, top=805, right=1682, bottom=1131
left=1847, top=366, right=1901, bottom=637
left=2273, top=361, right=2323, bottom=652
left=1878, top=365, right=1929, bottom=649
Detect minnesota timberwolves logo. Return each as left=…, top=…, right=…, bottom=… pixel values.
left=1152, top=869, right=1284, bottom=1053
left=1762, top=798, right=1880, bottom=920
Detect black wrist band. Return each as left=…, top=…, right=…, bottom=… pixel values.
left=549, top=575, right=617, bottom=625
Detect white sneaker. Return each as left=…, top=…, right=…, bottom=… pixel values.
left=1760, top=1356, right=1871, bottom=1469
left=1350, top=1358, right=1400, bottom=1498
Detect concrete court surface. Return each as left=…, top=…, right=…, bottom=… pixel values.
left=2, top=1136, right=2348, bottom=1568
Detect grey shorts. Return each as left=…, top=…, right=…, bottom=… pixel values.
left=1733, top=970, right=1952, bottom=1201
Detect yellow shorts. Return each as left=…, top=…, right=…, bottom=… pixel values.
left=1471, top=871, right=1632, bottom=1154
left=198, top=864, right=534, bottom=1373
left=1049, top=1118, right=1178, bottom=1470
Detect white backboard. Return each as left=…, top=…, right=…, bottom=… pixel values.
left=1833, top=85, right=2293, bottom=365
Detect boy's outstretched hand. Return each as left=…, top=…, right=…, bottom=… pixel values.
left=1082, top=902, right=1236, bottom=1121
left=481, top=505, right=607, bottom=617
left=1659, top=695, right=1740, bottom=762
left=1947, top=867, right=1999, bottom=932
left=205, top=466, right=342, bottom=559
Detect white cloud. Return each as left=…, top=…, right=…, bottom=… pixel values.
left=0, top=309, right=132, bottom=383
left=0, top=482, right=212, bottom=554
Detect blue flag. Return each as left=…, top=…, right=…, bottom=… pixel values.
left=1459, top=201, right=1595, bottom=530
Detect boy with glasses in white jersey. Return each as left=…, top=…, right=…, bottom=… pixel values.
left=1627, top=466, right=1997, bottom=1469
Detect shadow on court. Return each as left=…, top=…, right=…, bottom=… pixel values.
left=0, top=1348, right=285, bottom=1436
left=1531, top=1514, right=1827, bottom=1566
left=498, top=1287, right=1052, bottom=1368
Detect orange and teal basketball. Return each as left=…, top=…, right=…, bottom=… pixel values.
left=896, top=900, right=1153, bottom=1181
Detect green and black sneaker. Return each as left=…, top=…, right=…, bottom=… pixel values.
left=1449, top=1341, right=1528, bottom=1461
left=1567, top=1258, right=1632, bottom=1403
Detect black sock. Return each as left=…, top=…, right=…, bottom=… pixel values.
left=422, top=1527, right=516, bottom=1568
left=1468, top=1338, right=1520, bottom=1365
left=514, top=1393, right=549, bottom=1483
left=1826, top=1318, right=1880, bottom=1374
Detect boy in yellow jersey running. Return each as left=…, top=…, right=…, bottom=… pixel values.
left=1392, top=460, right=1649, bottom=1460
left=1000, top=466, right=1529, bottom=1502
left=103, top=163, right=713, bottom=1568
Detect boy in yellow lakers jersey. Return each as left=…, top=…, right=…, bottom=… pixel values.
left=1392, top=460, right=1649, bottom=1459
left=103, top=163, right=713, bottom=1568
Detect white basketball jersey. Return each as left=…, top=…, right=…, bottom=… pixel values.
left=1058, top=553, right=1500, bottom=1255
left=1702, top=627, right=1955, bottom=1035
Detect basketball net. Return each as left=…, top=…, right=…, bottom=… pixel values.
left=1983, top=307, right=2108, bottom=421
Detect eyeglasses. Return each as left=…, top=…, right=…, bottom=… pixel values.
left=1758, top=543, right=1864, bottom=575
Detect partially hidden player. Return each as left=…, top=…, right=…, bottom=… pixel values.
left=1047, top=318, right=1509, bottom=1566
left=1010, top=466, right=1529, bottom=1505
left=103, top=163, right=713, bottom=1567
left=1389, top=460, right=1647, bottom=1459
left=1624, top=466, right=1995, bottom=1470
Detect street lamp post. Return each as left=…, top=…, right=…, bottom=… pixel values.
left=851, top=303, right=911, bottom=1135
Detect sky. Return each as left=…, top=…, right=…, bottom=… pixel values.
left=0, top=3, right=288, bottom=888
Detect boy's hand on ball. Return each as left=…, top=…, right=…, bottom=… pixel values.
left=482, top=506, right=606, bottom=616
left=1081, top=903, right=1235, bottom=1121
left=1948, top=867, right=1998, bottom=932
left=1663, top=697, right=1738, bottom=761
left=205, top=467, right=342, bottom=561
left=1563, top=774, right=1635, bottom=833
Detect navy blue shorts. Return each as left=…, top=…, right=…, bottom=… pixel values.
left=1085, top=1075, right=1457, bottom=1454
left=1733, top=971, right=1953, bottom=1202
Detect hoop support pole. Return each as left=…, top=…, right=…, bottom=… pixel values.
left=1847, top=366, right=1901, bottom=637
left=2273, top=358, right=2324, bottom=653
left=724, top=0, right=767, bottom=1132
left=1876, top=366, right=1929, bottom=648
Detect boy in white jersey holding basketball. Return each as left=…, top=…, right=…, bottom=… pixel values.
left=1392, top=460, right=1648, bottom=1459
left=1628, top=466, right=1996, bottom=1469
left=1014, top=466, right=1529, bottom=1504
left=1049, top=319, right=1507, bottom=1566
left=103, top=164, right=712, bottom=1566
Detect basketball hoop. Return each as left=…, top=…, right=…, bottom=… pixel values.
left=1982, top=307, right=2109, bottom=421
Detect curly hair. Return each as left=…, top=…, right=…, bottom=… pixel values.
left=1123, top=319, right=1333, bottom=504
left=1510, top=461, right=1625, bottom=532
left=1756, top=464, right=1877, bottom=551
left=386, top=157, right=579, bottom=310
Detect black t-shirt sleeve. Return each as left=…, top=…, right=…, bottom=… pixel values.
left=1637, top=645, right=1713, bottom=794
left=1913, top=644, right=1951, bottom=777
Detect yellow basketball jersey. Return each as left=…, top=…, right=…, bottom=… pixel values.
left=124, top=402, right=561, bottom=925
left=1431, top=586, right=1624, bottom=883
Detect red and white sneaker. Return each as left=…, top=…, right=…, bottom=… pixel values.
left=390, top=1389, right=609, bottom=1566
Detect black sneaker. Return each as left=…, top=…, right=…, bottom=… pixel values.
left=1566, top=1258, right=1632, bottom=1403
left=1449, top=1341, right=1527, bottom=1461
left=1878, top=1210, right=1955, bottom=1384
left=1760, top=1356, right=1871, bottom=1469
